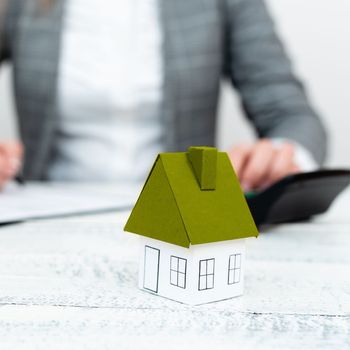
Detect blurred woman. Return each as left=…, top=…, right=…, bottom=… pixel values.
left=0, top=0, right=327, bottom=190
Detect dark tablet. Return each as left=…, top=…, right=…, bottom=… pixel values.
left=245, top=169, right=350, bottom=226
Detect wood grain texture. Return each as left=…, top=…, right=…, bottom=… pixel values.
left=0, top=188, right=349, bottom=349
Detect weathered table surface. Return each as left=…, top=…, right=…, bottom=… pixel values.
left=0, top=186, right=349, bottom=350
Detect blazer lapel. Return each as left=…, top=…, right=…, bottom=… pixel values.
left=14, top=0, right=64, bottom=179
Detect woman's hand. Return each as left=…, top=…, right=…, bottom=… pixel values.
left=0, top=141, right=23, bottom=190
left=228, top=139, right=300, bottom=192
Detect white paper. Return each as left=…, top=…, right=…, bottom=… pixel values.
left=0, top=182, right=139, bottom=224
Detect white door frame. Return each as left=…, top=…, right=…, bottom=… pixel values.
left=143, top=245, right=160, bottom=293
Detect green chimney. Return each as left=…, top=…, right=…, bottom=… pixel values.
left=187, top=146, right=217, bottom=190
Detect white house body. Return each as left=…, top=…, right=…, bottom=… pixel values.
left=139, top=237, right=245, bottom=305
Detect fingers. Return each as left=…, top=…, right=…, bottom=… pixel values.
left=0, top=141, right=23, bottom=159
left=0, top=154, right=8, bottom=188
left=0, top=141, right=24, bottom=190
left=228, top=140, right=301, bottom=192
left=265, top=143, right=300, bottom=184
left=240, top=140, right=276, bottom=191
left=228, top=144, right=254, bottom=179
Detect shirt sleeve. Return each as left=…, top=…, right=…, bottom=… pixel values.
left=225, top=0, right=328, bottom=165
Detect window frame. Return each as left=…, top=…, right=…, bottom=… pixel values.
left=198, top=258, right=215, bottom=291
left=228, top=253, right=241, bottom=285
left=170, top=255, right=187, bottom=289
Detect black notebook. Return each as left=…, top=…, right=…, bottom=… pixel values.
left=245, top=169, right=350, bottom=226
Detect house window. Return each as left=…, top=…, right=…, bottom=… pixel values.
left=198, top=258, right=215, bottom=291
left=170, top=256, right=187, bottom=289
left=228, top=254, right=241, bottom=285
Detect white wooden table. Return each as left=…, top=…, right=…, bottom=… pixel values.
left=0, top=186, right=349, bottom=350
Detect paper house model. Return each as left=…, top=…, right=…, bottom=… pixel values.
left=124, top=146, right=258, bottom=305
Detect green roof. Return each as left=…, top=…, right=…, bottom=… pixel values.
left=124, top=147, right=258, bottom=248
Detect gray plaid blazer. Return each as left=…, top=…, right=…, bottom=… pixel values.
left=0, top=0, right=327, bottom=180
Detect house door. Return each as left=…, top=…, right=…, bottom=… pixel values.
left=143, top=246, right=160, bottom=293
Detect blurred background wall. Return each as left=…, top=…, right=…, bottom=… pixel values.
left=0, top=0, right=349, bottom=167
